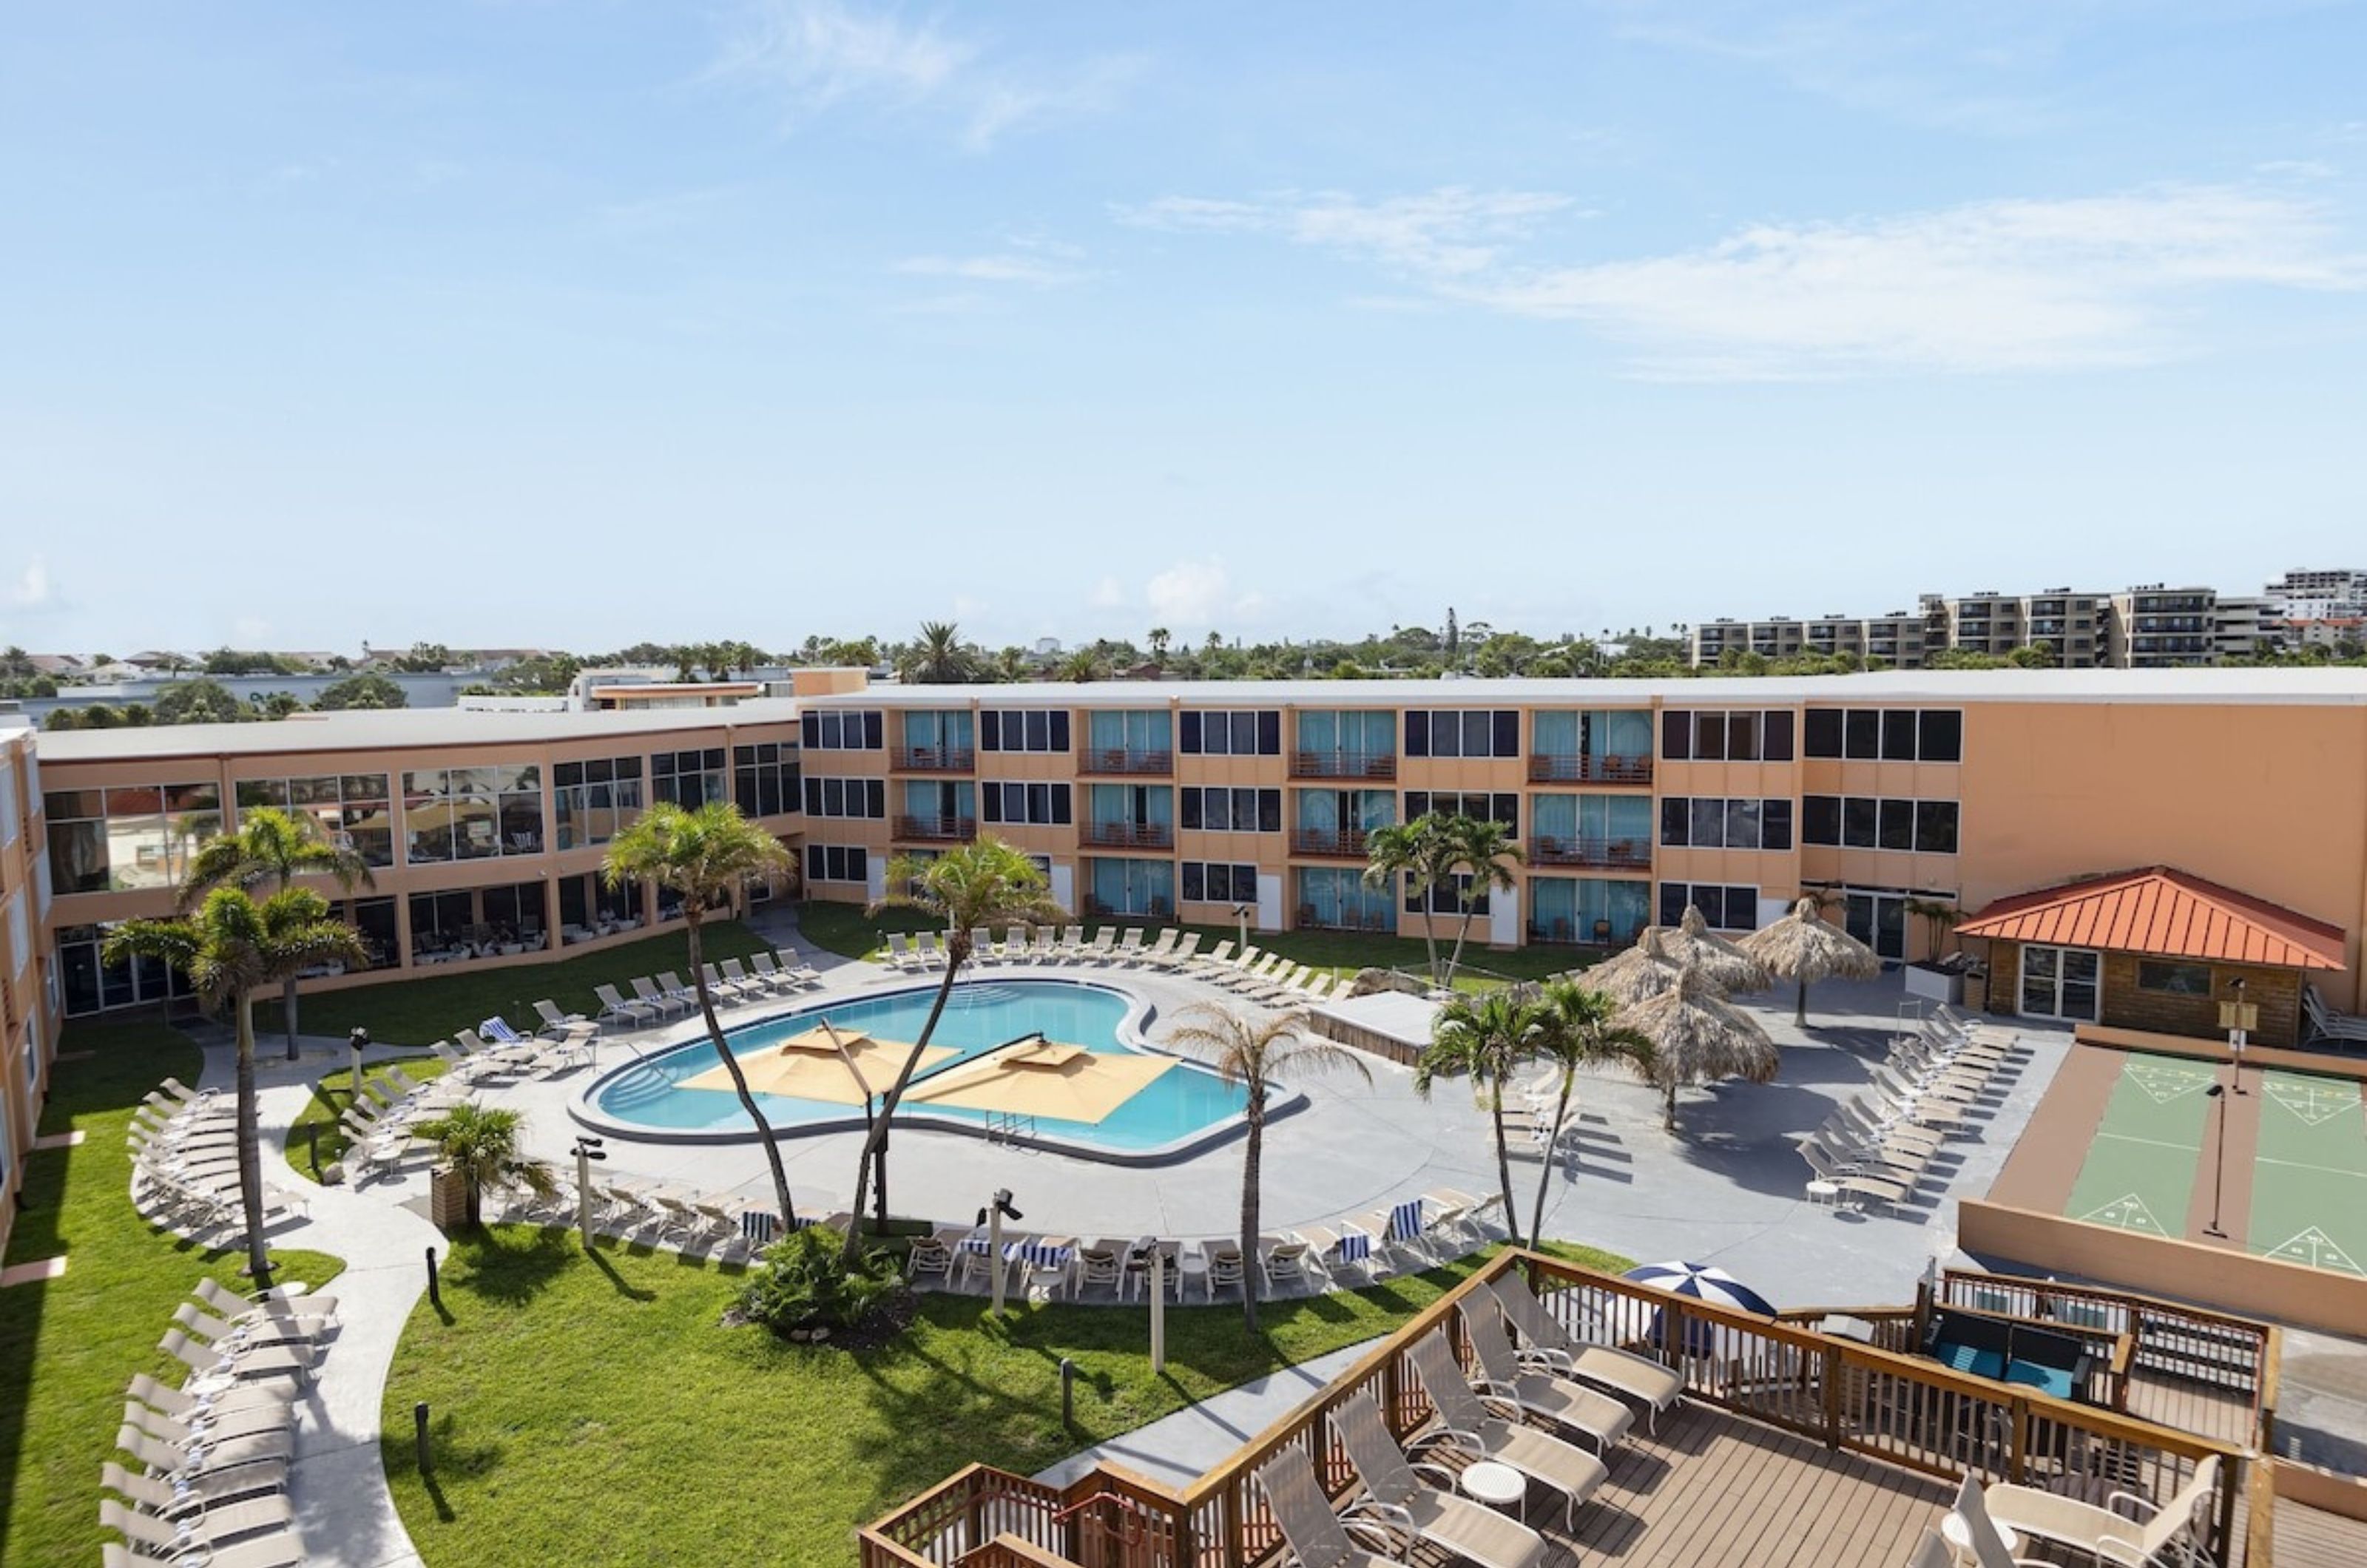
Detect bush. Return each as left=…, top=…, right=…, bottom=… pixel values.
left=739, top=1225, right=905, bottom=1339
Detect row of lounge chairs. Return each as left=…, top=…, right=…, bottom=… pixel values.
left=1799, top=1009, right=2026, bottom=1214
left=333, top=1061, right=475, bottom=1183
left=495, top=1171, right=847, bottom=1259
left=592, top=953, right=821, bottom=1029
left=129, top=1083, right=310, bottom=1240
left=1254, top=1274, right=1687, bottom=1567
left=879, top=925, right=1354, bottom=1007
left=104, top=1275, right=340, bottom=1567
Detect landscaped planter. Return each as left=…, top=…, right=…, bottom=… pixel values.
left=1903, top=964, right=1963, bottom=1005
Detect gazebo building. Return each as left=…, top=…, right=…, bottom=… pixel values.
left=1956, top=865, right=2349, bottom=1047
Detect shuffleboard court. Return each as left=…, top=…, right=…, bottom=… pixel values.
left=2249, top=1069, right=2367, bottom=1277
left=2060, top=1054, right=2217, bottom=1237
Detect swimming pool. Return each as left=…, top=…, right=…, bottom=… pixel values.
left=571, top=979, right=1298, bottom=1163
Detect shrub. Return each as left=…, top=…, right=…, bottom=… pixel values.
left=739, top=1225, right=905, bottom=1339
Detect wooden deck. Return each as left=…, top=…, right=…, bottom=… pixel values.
left=1443, top=1402, right=1956, bottom=1568
left=2124, top=1369, right=2258, bottom=1447
left=2271, top=1500, right=2367, bottom=1568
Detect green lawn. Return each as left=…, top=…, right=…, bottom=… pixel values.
left=284, top=1056, right=453, bottom=1183
left=1, top=1021, right=345, bottom=1568
left=796, top=902, right=1596, bottom=991
left=254, top=921, right=776, bottom=1046
left=383, top=1231, right=1632, bottom=1567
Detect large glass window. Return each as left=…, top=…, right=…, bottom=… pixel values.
left=1661, top=711, right=1795, bottom=763
left=1084, top=709, right=1170, bottom=764
left=234, top=774, right=395, bottom=868
left=1529, top=876, right=1650, bottom=944
left=732, top=743, right=801, bottom=817
left=1087, top=857, right=1172, bottom=917
left=1296, top=867, right=1394, bottom=931
left=1658, top=881, right=1761, bottom=931
left=1402, top=709, right=1519, bottom=759
left=650, top=748, right=727, bottom=808
left=45, top=782, right=220, bottom=893
left=1179, top=787, right=1281, bottom=833
left=800, top=710, right=885, bottom=751
left=1802, top=795, right=1958, bottom=854
left=980, top=782, right=1072, bottom=825
left=806, top=845, right=871, bottom=885
left=978, top=709, right=1073, bottom=753
left=1805, top=708, right=1964, bottom=763
left=1660, top=797, right=1791, bottom=850
left=554, top=757, right=646, bottom=848
left=54, top=921, right=196, bottom=1016
left=802, top=776, right=887, bottom=820
left=559, top=871, right=645, bottom=942
left=1180, top=861, right=1259, bottom=905
left=1402, top=791, right=1519, bottom=832
left=1179, top=710, right=1280, bottom=756
left=402, top=765, right=538, bottom=863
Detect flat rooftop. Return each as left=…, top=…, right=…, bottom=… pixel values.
left=34, top=697, right=808, bottom=763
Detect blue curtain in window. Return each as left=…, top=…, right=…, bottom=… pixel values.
left=1534, top=711, right=1578, bottom=757
left=1532, top=794, right=1577, bottom=839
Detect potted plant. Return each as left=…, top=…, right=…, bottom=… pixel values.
left=1902, top=897, right=1964, bottom=1003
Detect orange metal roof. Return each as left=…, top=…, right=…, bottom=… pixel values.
left=1956, top=866, right=2346, bottom=970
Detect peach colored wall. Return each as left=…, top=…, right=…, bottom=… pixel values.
left=1, top=728, right=57, bottom=1260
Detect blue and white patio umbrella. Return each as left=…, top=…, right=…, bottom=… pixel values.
left=1622, top=1261, right=1777, bottom=1355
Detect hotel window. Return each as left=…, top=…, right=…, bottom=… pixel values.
left=342, top=896, right=400, bottom=971
left=1402, top=791, right=1518, bottom=832
left=55, top=920, right=196, bottom=1016
left=805, top=845, right=871, bottom=885
left=1660, top=711, right=1795, bottom=763
left=44, top=782, right=221, bottom=894
left=234, top=774, right=395, bottom=868
left=1406, top=871, right=1490, bottom=916
left=649, top=748, right=727, bottom=808
left=553, top=757, right=646, bottom=848
left=1181, top=861, right=1259, bottom=904
left=1802, top=708, right=1962, bottom=763
left=979, top=709, right=1073, bottom=753
left=1658, top=881, right=1760, bottom=931
left=800, top=710, right=885, bottom=751
left=1658, top=797, right=1792, bottom=851
left=1402, top=709, right=1520, bottom=758
left=801, top=777, right=887, bottom=820
left=981, top=782, right=1072, bottom=826
left=1180, top=787, right=1280, bottom=833
left=1180, top=709, right=1280, bottom=756
left=732, top=743, right=801, bottom=817
left=402, top=766, right=541, bottom=862
left=1802, top=795, right=1959, bottom=854
left=2138, top=960, right=2213, bottom=996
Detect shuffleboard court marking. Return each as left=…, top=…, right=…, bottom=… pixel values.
left=2079, top=1192, right=2169, bottom=1234
left=2091, top=1130, right=2206, bottom=1154
left=2258, top=1227, right=2363, bottom=1275
left=2261, top=1077, right=2360, bottom=1128
left=2125, top=1061, right=2219, bottom=1104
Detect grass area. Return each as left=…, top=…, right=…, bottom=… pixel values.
left=0, top=1021, right=345, bottom=1568
left=254, top=920, right=775, bottom=1046
left=797, top=899, right=1595, bottom=990
left=284, top=1056, right=453, bottom=1183
left=384, top=1229, right=1632, bottom=1567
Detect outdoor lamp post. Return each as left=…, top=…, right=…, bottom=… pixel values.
left=977, top=1188, right=1022, bottom=1314
left=348, top=1029, right=369, bottom=1107
left=1233, top=905, right=1251, bottom=953
left=2219, top=979, right=2258, bottom=1095
left=2202, top=1084, right=2230, bottom=1239
left=573, top=1137, right=607, bottom=1249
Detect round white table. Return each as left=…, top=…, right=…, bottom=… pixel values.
left=1939, top=1512, right=2019, bottom=1567
left=1459, top=1459, right=1525, bottom=1514
left=1806, top=1179, right=1841, bottom=1209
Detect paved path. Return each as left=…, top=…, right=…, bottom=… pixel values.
left=1034, top=1340, right=1380, bottom=1489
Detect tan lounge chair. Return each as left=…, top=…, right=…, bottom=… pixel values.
left=1255, top=1445, right=1409, bottom=1567
left=1406, top=1328, right=1607, bottom=1528
left=1461, top=1303, right=1633, bottom=1453
left=1485, top=1274, right=1685, bottom=1433
left=1331, top=1390, right=1547, bottom=1568
left=1983, top=1457, right=2218, bottom=1567
left=100, top=1499, right=303, bottom=1565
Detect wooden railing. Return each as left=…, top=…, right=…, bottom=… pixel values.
left=1078, top=748, right=1174, bottom=777
left=894, top=746, right=977, bottom=772
left=1527, top=834, right=1651, bottom=870
left=1081, top=820, right=1175, bottom=851
left=1288, top=751, right=1395, bottom=780
left=862, top=1251, right=2254, bottom=1568
left=1527, top=753, right=1652, bottom=785
left=895, top=815, right=978, bottom=843
left=1287, top=828, right=1369, bottom=859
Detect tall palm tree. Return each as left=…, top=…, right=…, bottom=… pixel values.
left=1439, top=815, right=1524, bottom=985
left=1525, top=982, right=1654, bottom=1243
left=604, top=802, right=797, bottom=1229
left=104, top=888, right=365, bottom=1285
left=1163, top=1003, right=1369, bottom=1331
left=851, top=837, right=1066, bottom=1260
left=908, top=621, right=974, bottom=683
left=182, top=806, right=375, bottom=1059
left=1417, top=991, right=1545, bottom=1246
left=411, top=1103, right=554, bottom=1227
left=1361, top=816, right=1453, bottom=984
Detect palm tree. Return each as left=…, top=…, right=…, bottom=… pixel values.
left=1146, top=627, right=1171, bottom=663
left=604, top=802, right=798, bottom=1229
left=1417, top=991, right=1544, bottom=1246
left=1525, top=982, right=1654, bottom=1243
left=1738, top=896, right=1883, bottom=1027
left=181, top=807, right=375, bottom=1060
left=103, top=888, right=366, bottom=1285
left=1058, top=649, right=1103, bottom=683
left=1903, top=896, right=1959, bottom=965
left=1360, top=816, right=1451, bottom=984
left=1163, top=1004, right=1369, bottom=1330
left=411, top=1103, right=554, bottom=1227
left=1439, top=816, right=1524, bottom=985
left=908, top=621, right=973, bottom=683
left=851, top=837, right=1067, bottom=1260
left=1618, top=962, right=1780, bottom=1132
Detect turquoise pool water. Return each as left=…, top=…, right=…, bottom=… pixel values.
left=584, top=981, right=1255, bottom=1154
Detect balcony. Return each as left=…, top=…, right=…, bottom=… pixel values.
left=1289, top=751, right=1395, bottom=780
left=1527, top=753, right=1653, bottom=785
left=1078, top=820, right=1173, bottom=851
left=891, top=746, right=974, bottom=773
left=1527, top=834, right=1652, bottom=871
left=1077, top=748, right=1172, bottom=777
left=1288, top=827, right=1371, bottom=859
left=892, top=814, right=975, bottom=843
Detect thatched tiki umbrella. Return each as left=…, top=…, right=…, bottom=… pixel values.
left=1584, top=926, right=1686, bottom=1007
left=1739, top=896, right=1883, bottom=1027
left=1665, top=905, right=1772, bottom=993
left=1618, top=962, right=1780, bottom=1132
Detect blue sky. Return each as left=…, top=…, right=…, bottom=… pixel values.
left=4, top=2, right=2363, bottom=655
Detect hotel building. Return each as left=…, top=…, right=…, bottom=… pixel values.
left=1, top=719, right=51, bottom=1241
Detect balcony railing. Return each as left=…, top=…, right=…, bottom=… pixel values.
left=1527, top=835, right=1651, bottom=871
left=1289, top=751, right=1396, bottom=780
left=893, top=814, right=976, bottom=843
left=1077, top=748, right=1172, bottom=777
left=1289, top=828, right=1370, bottom=859
left=891, top=746, right=975, bottom=773
left=1078, top=820, right=1173, bottom=851
left=1527, top=753, right=1653, bottom=785
left=1294, top=905, right=1394, bottom=933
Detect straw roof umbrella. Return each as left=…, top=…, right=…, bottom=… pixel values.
left=1618, top=962, right=1780, bottom=1132
left=1583, top=927, right=1686, bottom=1007
left=1665, top=906, right=1772, bottom=993
left=1738, top=896, right=1883, bottom=1028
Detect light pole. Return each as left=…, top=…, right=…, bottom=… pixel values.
left=2202, top=1084, right=2230, bottom=1239
left=573, top=1137, right=607, bottom=1249
left=977, top=1187, right=1022, bottom=1315
left=1233, top=904, right=1251, bottom=954
left=348, top=1028, right=370, bottom=1109
left=2219, top=979, right=2256, bottom=1095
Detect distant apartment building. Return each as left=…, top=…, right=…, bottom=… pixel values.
left=2109, top=584, right=2219, bottom=668
left=2264, top=567, right=2367, bottom=623
left=1689, top=612, right=1930, bottom=669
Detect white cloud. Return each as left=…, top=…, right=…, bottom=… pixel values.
left=894, top=253, right=1090, bottom=288
left=1144, top=560, right=1257, bottom=629
left=715, top=1, right=1137, bottom=150
left=1089, top=575, right=1126, bottom=609
left=1135, top=183, right=2366, bottom=378
left=6, top=558, right=57, bottom=610
left=232, top=616, right=271, bottom=645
